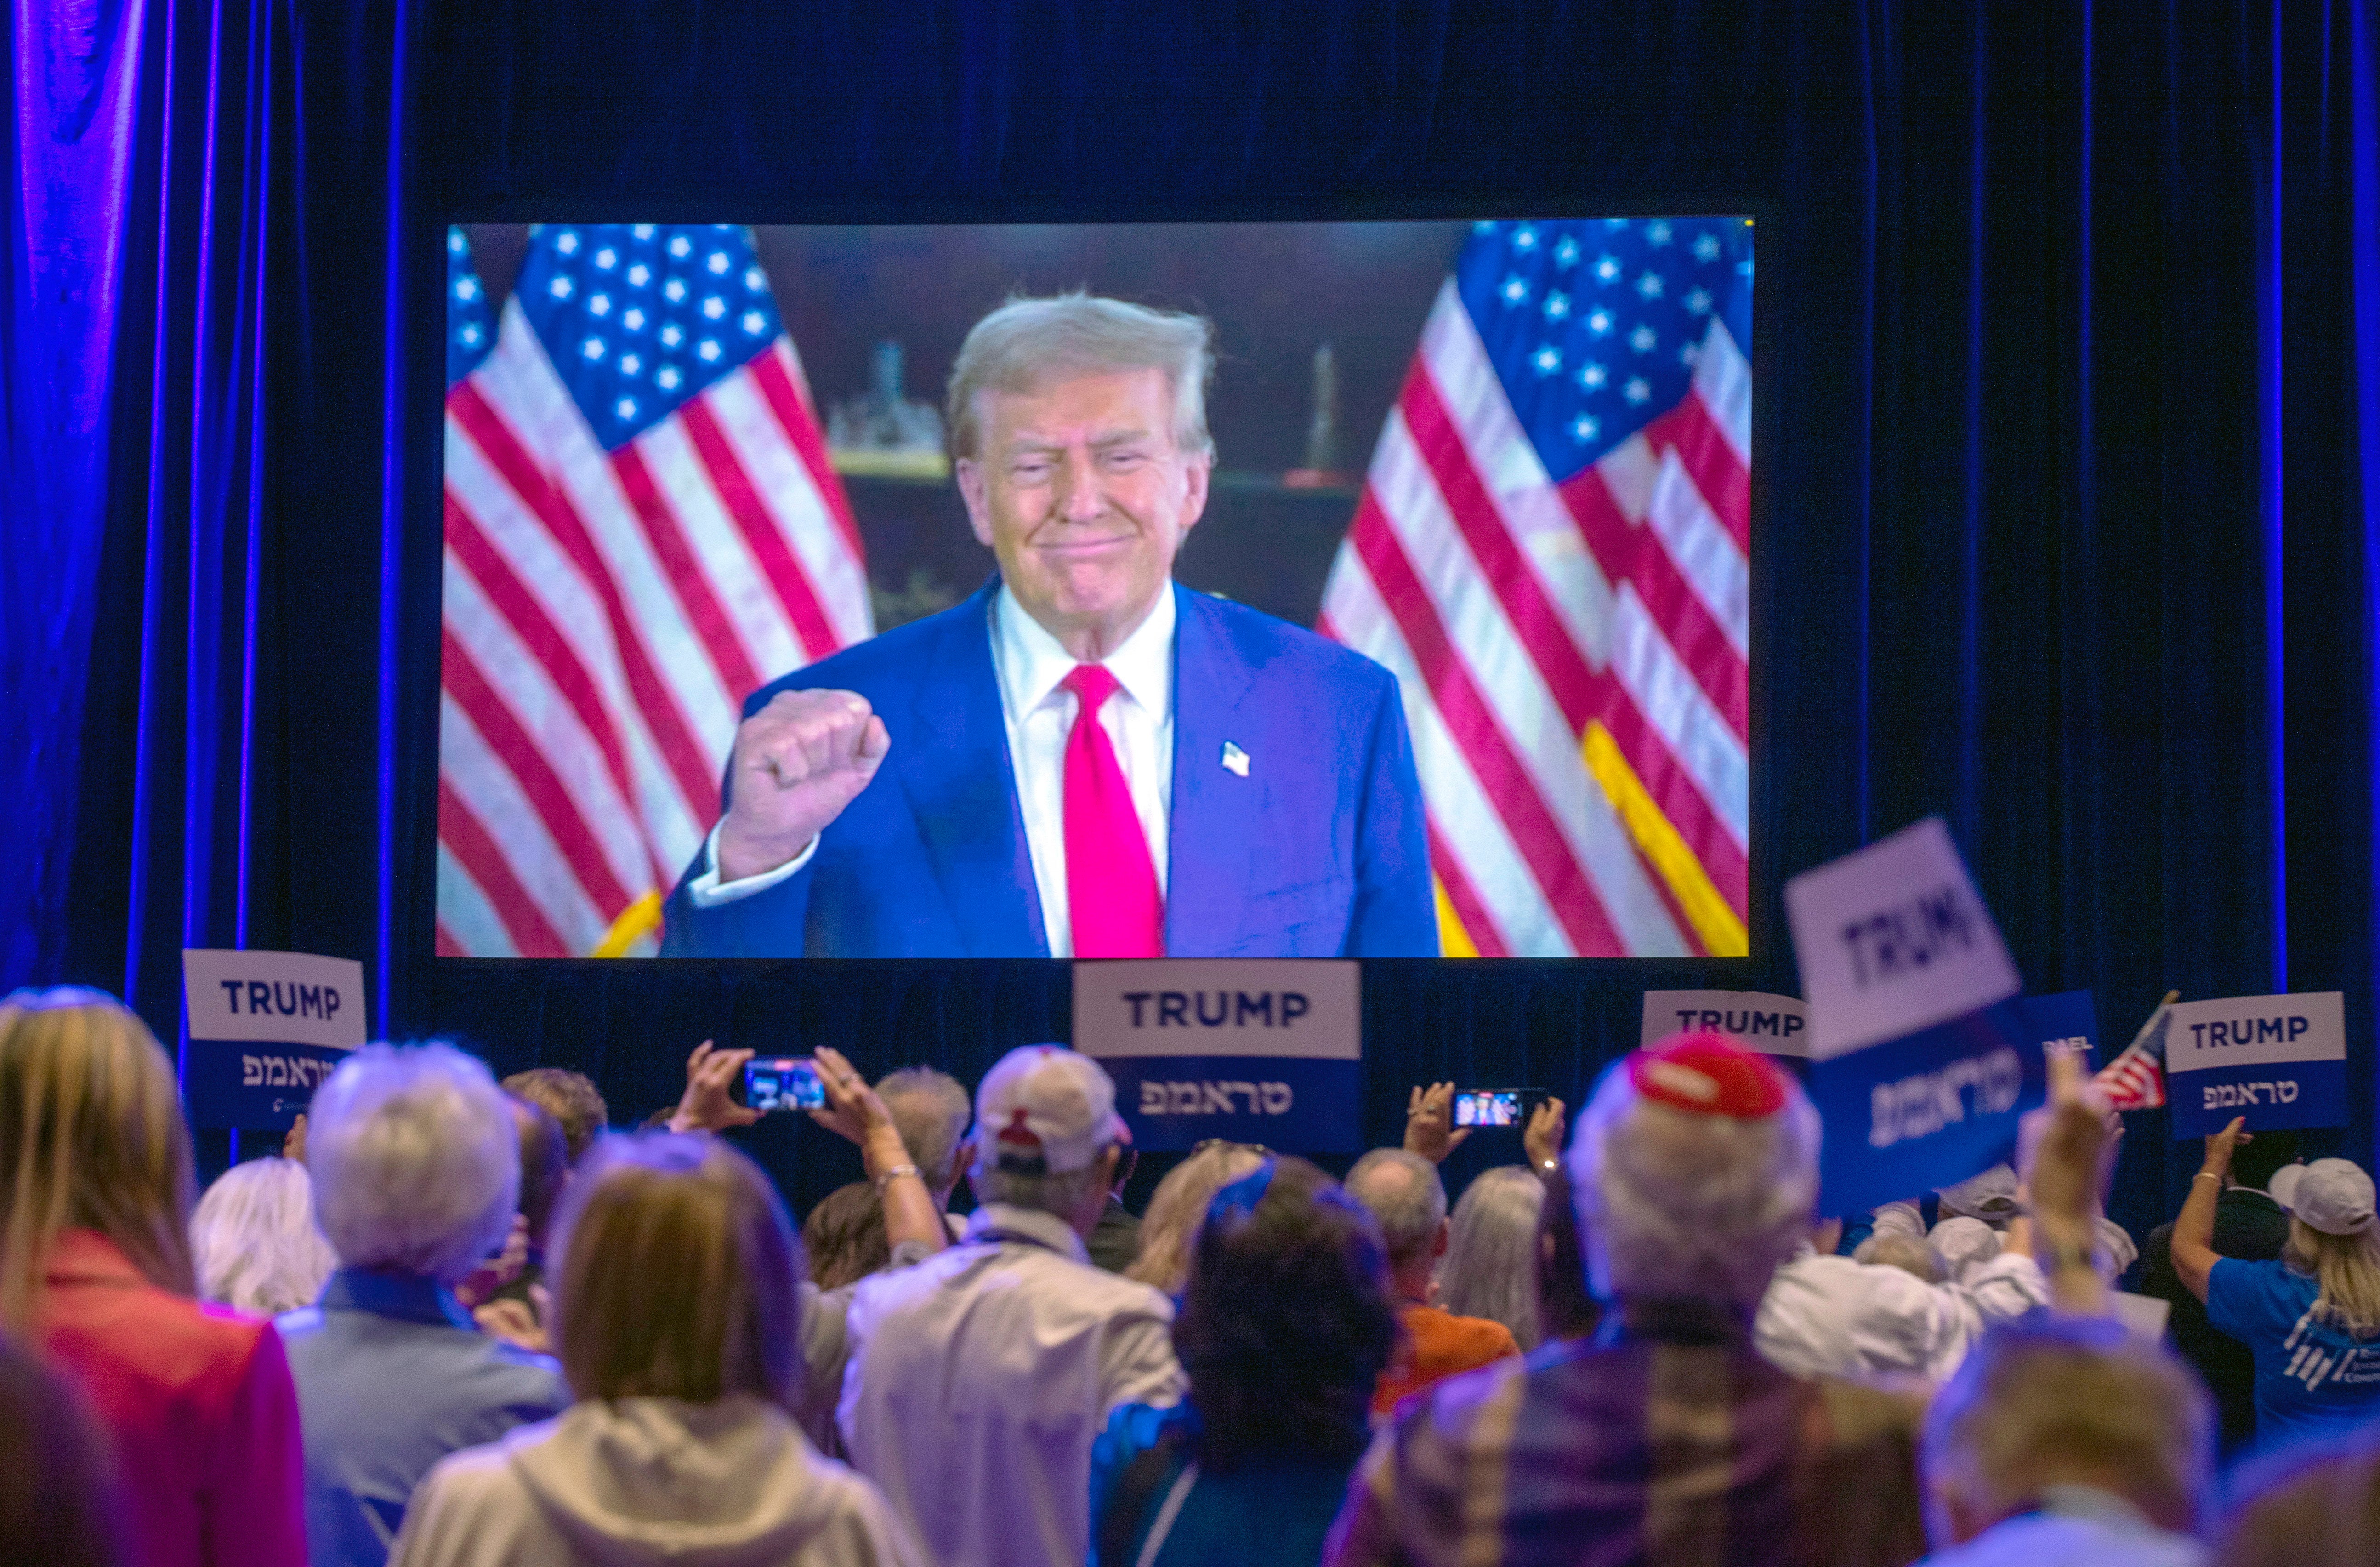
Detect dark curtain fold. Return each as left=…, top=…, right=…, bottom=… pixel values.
left=6, top=0, right=2380, bottom=1227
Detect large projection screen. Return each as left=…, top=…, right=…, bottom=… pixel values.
left=435, top=218, right=1755, bottom=960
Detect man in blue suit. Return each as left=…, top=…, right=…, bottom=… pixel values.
left=660, top=293, right=1435, bottom=959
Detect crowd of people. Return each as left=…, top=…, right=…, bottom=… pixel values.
left=0, top=984, right=2378, bottom=1566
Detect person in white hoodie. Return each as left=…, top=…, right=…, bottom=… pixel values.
left=387, top=1132, right=925, bottom=1567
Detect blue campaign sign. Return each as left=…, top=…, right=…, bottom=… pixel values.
left=1101, top=1054, right=1361, bottom=1152
left=2166, top=992, right=2347, bottom=1138
left=181, top=949, right=364, bottom=1129
left=1806, top=1001, right=2046, bottom=1217
left=2016, top=989, right=2100, bottom=1071
left=1074, top=959, right=1362, bottom=1153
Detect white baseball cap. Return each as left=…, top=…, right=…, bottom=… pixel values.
left=971, top=1045, right=1130, bottom=1178
left=1937, top=1164, right=2022, bottom=1223
left=2274, top=1158, right=2376, bottom=1237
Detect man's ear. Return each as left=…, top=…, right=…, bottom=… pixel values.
left=955, top=456, right=995, bottom=548
left=1432, top=1218, right=1451, bottom=1261
left=1174, top=452, right=1213, bottom=535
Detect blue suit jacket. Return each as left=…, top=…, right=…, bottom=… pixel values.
left=660, top=578, right=1437, bottom=958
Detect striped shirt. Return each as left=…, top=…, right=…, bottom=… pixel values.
left=1324, top=1306, right=1928, bottom=1567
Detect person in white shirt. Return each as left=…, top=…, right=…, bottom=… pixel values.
left=1755, top=1213, right=2048, bottom=1385
left=1915, top=1314, right=2211, bottom=1567
left=837, top=1045, right=1184, bottom=1567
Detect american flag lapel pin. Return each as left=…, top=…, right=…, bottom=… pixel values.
left=1220, top=741, right=1250, bottom=777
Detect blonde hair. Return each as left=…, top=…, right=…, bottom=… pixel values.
left=0, top=989, right=197, bottom=1331
left=945, top=292, right=1215, bottom=462
left=2284, top=1218, right=2380, bottom=1338
left=1923, top=1316, right=2211, bottom=1537
left=552, top=1133, right=801, bottom=1407
left=191, top=1157, right=338, bottom=1315
left=1125, top=1143, right=1267, bottom=1294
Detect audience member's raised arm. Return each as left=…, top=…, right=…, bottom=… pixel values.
left=2019, top=1049, right=2115, bottom=1315
left=1402, top=1082, right=1470, bottom=1164
left=810, top=1045, right=947, bottom=1257
left=2170, top=1117, right=2247, bottom=1303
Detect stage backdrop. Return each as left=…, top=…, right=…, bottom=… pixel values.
left=6, top=0, right=2380, bottom=1229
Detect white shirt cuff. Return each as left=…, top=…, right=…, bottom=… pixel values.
left=684, top=822, right=818, bottom=909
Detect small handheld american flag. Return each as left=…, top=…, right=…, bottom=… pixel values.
left=2093, top=990, right=2180, bottom=1111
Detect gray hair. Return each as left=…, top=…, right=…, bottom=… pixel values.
left=1923, top=1315, right=2212, bottom=1540
left=1345, top=1149, right=1448, bottom=1269
left=306, top=1043, right=519, bottom=1282
left=945, top=292, right=1216, bottom=462
left=190, top=1157, right=338, bottom=1315
left=1855, top=1231, right=1942, bottom=1284
left=976, top=1162, right=1108, bottom=1222
left=1437, top=1167, right=1547, bottom=1350
left=876, top=1067, right=972, bottom=1190
left=1569, top=1062, right=1820, bottom=1310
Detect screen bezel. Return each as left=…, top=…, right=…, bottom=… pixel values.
left=408, top=194, right=1780, bottom=972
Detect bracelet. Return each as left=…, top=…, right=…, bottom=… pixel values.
left=872, top=1162, right=922, bottom=1193
left=2195, top=1170, right=2224, bottom=1183
left=1537, top=1157, right=1560, bottom=1175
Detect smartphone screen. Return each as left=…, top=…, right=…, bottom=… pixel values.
left=1453, top=1089, right=1523, bottom=1128
left=744, top=1056, right=825, bottom=1112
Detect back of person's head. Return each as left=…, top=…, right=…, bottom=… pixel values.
left=552, top=1132, right=801, bottom=1407
left=875, top=1067, right=971, bottom=1191
left=1570, top=1033, right=1818, bottom=1311
left=1437, top=1166, right=1547, bottom=1348
left=307, top=1043, right=518, bottom=1282
left=506, top=1093, right=570, bottom=1254
left=1125, top=1141, right=1268, bottom=1293
left=2217, top=1428, right=2380, bottom=1567
left=1173, top=1157, right=1397, bottom=1470
left=1922, top=1315, right=2212, bottom=1544
left=1855, top=1231, right=1942, bottom=1283
left=2279, top=1159, right=2380, bottom=1337
left=1534, top=1163, right=1601, bottom=1342
left=0, top=987, right=196, bottom=1329
left=0, top=1329, right=122, bottom=1567
left=802, top=1180, right=889, bottom=1292
left=1344, top=1148, right=1448, bottom=1273
left=500, top=1068, right=609, bottom=1163
left=2229, top=1128, right=2300, bottom=1193
left=190, top=1157, right=338, bottom=1315
left=968, top=1045, right=1127, bottom=1224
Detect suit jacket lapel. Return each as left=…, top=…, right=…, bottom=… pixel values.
left=899, top=580, right=1048, bottom=957
left=1165, top=585, right=1258, bottom=953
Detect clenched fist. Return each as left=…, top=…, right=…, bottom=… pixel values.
left=715, top=689, right=891, bottom=882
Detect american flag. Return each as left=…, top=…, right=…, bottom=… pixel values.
left=2094, top=997, right=2174, bottom=1111
left=1322, top=219, right=1754, bottom=957
left=437, top=224, right=872, bottom=957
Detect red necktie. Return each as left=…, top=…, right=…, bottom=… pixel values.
left=1060, top=664, right=1164, bottom=957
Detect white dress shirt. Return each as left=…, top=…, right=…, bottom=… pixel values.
left=1754, top=1241, right=2049, bottom=1385
left=685, top=586, right=1176, bottom=958
left=836, top=1203, right=1185, bottom=1567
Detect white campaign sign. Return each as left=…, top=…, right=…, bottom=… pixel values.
left=182, top=949, right=367, bottom=1048
left=1640, top=990, right=1811, bottom=1057
left=1784, top=817, right=2021, bottom=1060
left=2166, top=992, right=2345, bottom=1074
left=1072, top=960, right=1359, bottom=1060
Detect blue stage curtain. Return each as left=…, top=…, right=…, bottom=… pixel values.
left=6, top=0, right=2380, bottom=1225
left=2, top=0, right=397, bottom=1034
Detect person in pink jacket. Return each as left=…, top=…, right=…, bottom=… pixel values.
left=0, top=987, right=307, bottom=1567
